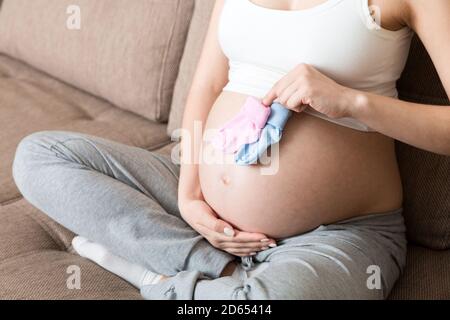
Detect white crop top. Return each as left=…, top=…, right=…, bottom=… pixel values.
left=219, top=0, right=414, bottom=132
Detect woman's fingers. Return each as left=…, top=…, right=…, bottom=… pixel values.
left=220, top=241, right=270, bottom=250
left=199, top=217, right=274, bottom=244
left=262, top=89, right=277, bottom=106
left=196, top=216, right=278, bottom=250
left=195, top=223, right=237, bottom=244
left=225, top=248, right=258, bottom=257
left=198, top=214, right=235, bottom=238
left=262, top=67, right=300, bottom=105
left=233, top=230, right=274, bottom=243
left=195, top=224, right=270, bottom=253
left=277, top=80, right=301, bottom=107
left=212, top=219, right=235, bottom=237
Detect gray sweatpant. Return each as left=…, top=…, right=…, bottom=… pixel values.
left=12, top=131, right=407, bottom=300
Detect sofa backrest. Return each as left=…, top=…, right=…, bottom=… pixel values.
left=396, top=35, right=450, bottom=250
left=0, top=0, right=194, bottom=122
left=168, top=0, right=215, bottom=135
left=170, top=1, right=450, bottom=250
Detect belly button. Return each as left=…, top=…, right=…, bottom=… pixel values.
left=220, top=174, right=231, bottom=186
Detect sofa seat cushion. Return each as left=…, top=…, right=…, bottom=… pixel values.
left=0, top=0, right=194, bottom=122
left=0, top=199, right=141, bottom=299
left=0, top=251, right=142, bottom=300
left=0, top=54, right=170, bottom=205
left=389, top=245, right=450, bottom=300
left=2, top=198, right=448, bottom=300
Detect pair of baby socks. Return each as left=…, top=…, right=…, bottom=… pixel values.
left=211, top=96, right=292, bottom=165
left=212, top=96, right=272, bottom=154
left=235, top=102, right=292, bottom=165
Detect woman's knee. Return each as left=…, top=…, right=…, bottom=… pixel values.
left=12, top=131, right=70, bottom=194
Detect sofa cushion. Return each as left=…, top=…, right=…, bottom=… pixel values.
left=389, top=245, right=450, bottom=300
left=396, top=35, right=450, bottom=250
left=0, top=199, right=142, bottom=299
left=0, top=199, right=74, bottom=261
left=156, top=141, right=180, bottom=158
left=0, top=251, right=143, bottom=300
left=0, top=0, right=194, bottom=122
left=168, top=0, right=215, bottom=135
left=0, top=54, right=170, bottom=205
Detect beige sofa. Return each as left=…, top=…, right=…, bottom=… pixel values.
left=0, top=0, right=448, bottom=300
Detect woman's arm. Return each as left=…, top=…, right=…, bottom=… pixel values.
left=178, top=0, right=229, bottom=204
left=350, top=91, right=450, bottom=155
left=263, top=0, right=450, bottom=156
left=349, top=0, right=450, bottom=155
left=178, top=0, right=276, bottom=256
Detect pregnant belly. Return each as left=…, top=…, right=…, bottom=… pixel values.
left=199, top=91, right=403, bottom=238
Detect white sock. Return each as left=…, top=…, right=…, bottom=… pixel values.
left=72, top=236, right=163, bottom=288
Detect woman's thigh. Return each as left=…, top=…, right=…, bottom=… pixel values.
left=13, top=130, right=181, bottom=215
left=12, top=131, right=234, bottom=277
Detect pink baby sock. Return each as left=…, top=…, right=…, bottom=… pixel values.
left=212, top=96, right=271, bottom=154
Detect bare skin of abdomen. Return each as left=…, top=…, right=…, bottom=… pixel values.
left=199, top=91, right=403, bottom=239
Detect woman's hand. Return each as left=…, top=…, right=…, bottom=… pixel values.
left=179, top=199, right=276, bottom=257
left=262, top=63, right=357, bottom=119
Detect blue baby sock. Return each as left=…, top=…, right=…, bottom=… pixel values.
left=235, top=103, right=292, bottom=166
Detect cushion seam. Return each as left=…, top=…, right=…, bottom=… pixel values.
left=22, top=209, right=70, bottom=252
left=0, top=196, right=24, bottom=207
left=145, top=140, right=173, bottom=152
left=0, top=249, right=73, bottom=266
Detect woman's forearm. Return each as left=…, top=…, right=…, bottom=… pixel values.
left=178, top=85, right=221, bottom=205
left=348, top=89, right=450, bottom=156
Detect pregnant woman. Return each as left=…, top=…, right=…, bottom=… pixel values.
left=12, top=0, right=450, bottom=300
